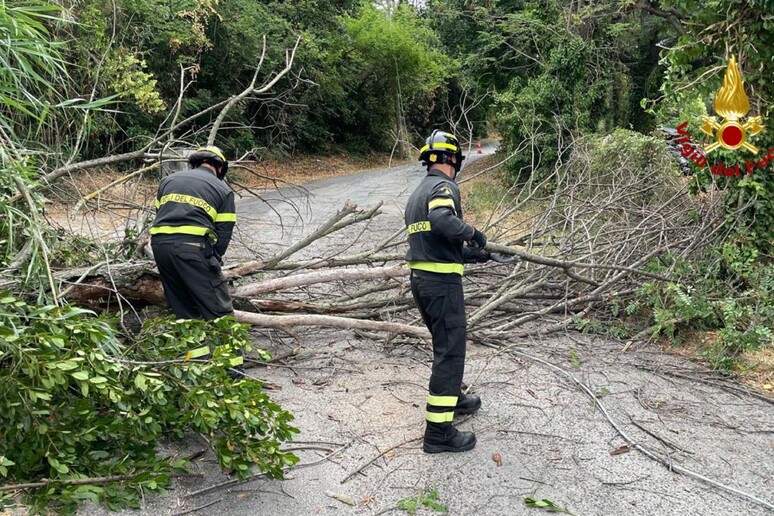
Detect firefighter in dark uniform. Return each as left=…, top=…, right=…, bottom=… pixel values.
left=405, top=130, right=491, bottom=453
left=150, top=146, right=241, bottom=368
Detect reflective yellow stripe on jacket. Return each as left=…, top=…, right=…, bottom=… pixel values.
left=156, top=194, right=217, bottom=219
left=149, top=225, right=213, bottom=238
left=155, top=194, right=236, bottom=223
left=214, top=213, right=237, bottom=222
left=408, top=261, right=464, bottom=276
left=428, top=198, right=456, bottom=214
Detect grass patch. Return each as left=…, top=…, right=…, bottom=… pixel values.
left=466, top=181, right=504, bottom=215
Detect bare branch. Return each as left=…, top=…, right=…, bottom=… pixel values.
left=234, top=310, right=430, bottom=340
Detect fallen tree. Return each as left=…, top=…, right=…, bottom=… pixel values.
left=36, top=131, right=731, bottom=348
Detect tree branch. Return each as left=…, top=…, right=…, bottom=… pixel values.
left=233, top=265, right=407, bottom=298
left=234, top=310, right=430, bottom=340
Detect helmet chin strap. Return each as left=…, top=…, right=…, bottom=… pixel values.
left=447, top=155, right=462, bottom=180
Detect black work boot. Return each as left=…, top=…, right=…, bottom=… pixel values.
left=423, top=422, right=476, bottom=454
left=454, top=393, right=481, bottom=415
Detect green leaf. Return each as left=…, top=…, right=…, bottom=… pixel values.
left=47, top=457, right=70, bottom=475
left=0, top=456, right=15, bottom=477
left=568, top=349, right=581, bottom=369
left=134, top=373, right=148, bottom=391
left=55, top=360, right=79, bottom=371
left=524, top=497, right=574, bottom=514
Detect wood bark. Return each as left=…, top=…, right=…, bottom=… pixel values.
left=234, top=310, right=430, bottom=340
left=233, top=265, right=407, bottom=298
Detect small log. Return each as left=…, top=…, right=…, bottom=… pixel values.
left=66, top=274, right=165, bottom=307
left=234, top=310, right=430, bottom=340
left=234, top=265, right=407, bottom=298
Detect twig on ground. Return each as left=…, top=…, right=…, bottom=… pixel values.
left=0, top=473, right=202, bottom=492
left=340, top=436, right=422, bottom=484
left=171, top=497, right=222, bottom=516
left=488, top=342, right=774, bottom=513
left=186, top=441, right=352, bottom=498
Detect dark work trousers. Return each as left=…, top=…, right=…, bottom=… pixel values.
left=151, top=237, right=233, bottom=320
left=410, top=270, right=466, bottom=425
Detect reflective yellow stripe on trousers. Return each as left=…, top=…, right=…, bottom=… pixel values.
left=425, top=411, right=454, bottom=423
left=425, top=394, right=457, bottom=424
left=427, top=394, right=457, bottom=407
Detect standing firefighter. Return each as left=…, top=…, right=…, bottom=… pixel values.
left=405, top=130, right=491, bottom=453
left=150, top=146, right=241, bottom=368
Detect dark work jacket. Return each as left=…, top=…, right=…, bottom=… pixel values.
left=404, top=169, right=476, bottom=276
left=150, top=167, right=236, bottom=258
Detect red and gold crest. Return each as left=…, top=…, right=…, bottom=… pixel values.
left=700, top=56, right=765, bottom=154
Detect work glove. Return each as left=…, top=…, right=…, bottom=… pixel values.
left=490, top=252, right=520, bottom=264
left=463, top=246, right=490, bottom=263
left=469, top=228, right=487, bottom=250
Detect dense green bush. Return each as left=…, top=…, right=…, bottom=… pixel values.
left=0, top=302, right=298, bottom=513
left=481, top=0, right=666, bottom=181
left=561, top=129, right=679, bottom=205
left=656, top=0, right=774, bottom=254
left=633, top=243, right=773, bottom=369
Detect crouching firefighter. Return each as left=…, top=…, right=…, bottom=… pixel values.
left=150, top=145, right=243, bottom=375
left=405, top=130, right=492, bottom=453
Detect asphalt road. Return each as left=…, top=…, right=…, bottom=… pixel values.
left=81, top=145, right=774, bottom=516
left=228, top=144, right=497, bottom=263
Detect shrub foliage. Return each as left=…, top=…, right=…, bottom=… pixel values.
left=0, top=302, right=298, bottom=513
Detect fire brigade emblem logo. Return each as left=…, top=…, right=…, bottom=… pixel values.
left=700, top=56, right=765, bottom=154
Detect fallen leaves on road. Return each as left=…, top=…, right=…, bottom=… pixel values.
left=493, top=452, right=503, bottom=466
left=325, top=491, right=356, bottom=506
left=359, top=495, right=375, bottom=506
left=610, top=444, right=631, bottom=456
left=524, top=496, right=574, bottom=514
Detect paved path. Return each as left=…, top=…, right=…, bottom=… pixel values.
left=229, top=145, right=496, bottom=262
left=82, top=145, right=774, bottom=516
